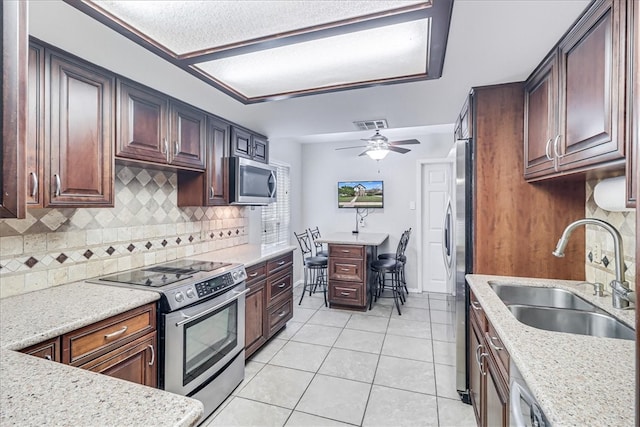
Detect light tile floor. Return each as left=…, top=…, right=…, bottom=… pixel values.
left=201, top=286, right=476, bottom=427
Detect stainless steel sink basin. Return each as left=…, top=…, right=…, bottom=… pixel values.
left=507, top=304, right=635, bottom=340
left=489, top=282, right=602, bottom=312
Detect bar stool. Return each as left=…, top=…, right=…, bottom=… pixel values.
left=370, top=230, right=410, bottom=315
left=308, top=226, right=329, bottom=257
left=294, top=230, right=328, bottom=306
left=378, top=228, right=411, bottom=294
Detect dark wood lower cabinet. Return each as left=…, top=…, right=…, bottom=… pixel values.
left=20, top=337, right=61, bottom=362
left=245, top=277, right=267, bottom=358
left=469, top=316, right=484, bottom=426
left=485, top=354, right=509, bottom=427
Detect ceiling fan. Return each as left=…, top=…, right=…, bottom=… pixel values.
left=335, top=130, right=420, bottom=160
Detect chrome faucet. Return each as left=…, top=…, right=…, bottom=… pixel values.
left=552, top=218, right=633, bottom=309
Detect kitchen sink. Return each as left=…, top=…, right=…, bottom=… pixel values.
left=507, top=304, right=635, bottom=340
left=489, top=282, right=603, bottom=312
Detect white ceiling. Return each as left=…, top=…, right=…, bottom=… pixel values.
left=30, top=0, right=591, bottom=147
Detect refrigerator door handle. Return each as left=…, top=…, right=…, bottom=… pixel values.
left=442, top=200, right=453, bottom=276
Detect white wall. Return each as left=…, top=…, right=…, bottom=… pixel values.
left=300, top=132, right=454, bottom=292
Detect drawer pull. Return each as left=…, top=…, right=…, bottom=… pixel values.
left=104, top=326, right=128, bottom=340
left=277, top=283, right=286, bottom=288
left=277, top=261, right=285, bottom=266
left=44, top=354, right=52, bottom=361
left=341, top=250, right=350, bottom=253
left=249, top=272, right=259, bottom=277
left=470, top=301, right=482, bottom=311
left=278, top=310, right=287, bottom=317
left=31, top=172, right=38, bottom=197
left=148, top=344, right=155, bottom=366
left=340, top=268, right=350, bottom=272
left=488, top=335, right=503, bottom=351
left=340, top=291, right=351, bottom=296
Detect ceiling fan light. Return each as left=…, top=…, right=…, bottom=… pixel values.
left=366, top=148, right=390, bottom=160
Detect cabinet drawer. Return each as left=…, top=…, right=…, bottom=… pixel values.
left=267, top=270, right=292, bottom=305
left=469, top=289, right=485, bottom=331
left=329, top=257, right=364, bottom=282
left=21, top=337, right=61, bottom=362
left=329, top=244, right=364, bottom=259
left=329, top=281, right=365, bottom=306
left=246, top=262, right=267, bottom=285
left=267, top=295, right=292, bottom=336
left=266, top=252, right=293, bottom=276
left=63, top=303, right=156, bottom=366
left=485, top=321, right=509, bottom=382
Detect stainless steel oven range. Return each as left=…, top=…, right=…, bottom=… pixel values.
left=91, top=259, right=248, bottom=420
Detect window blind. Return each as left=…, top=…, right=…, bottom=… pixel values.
left=261, top=162, right=291, bottom=246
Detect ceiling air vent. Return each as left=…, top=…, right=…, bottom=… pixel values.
left=353, top=119, right=388, bottom=131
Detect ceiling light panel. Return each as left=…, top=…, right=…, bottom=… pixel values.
left=93, top=0, right=425, bottom=55
left=194, top=19, right=429, bottom=99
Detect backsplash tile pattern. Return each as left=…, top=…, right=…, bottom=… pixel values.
left=0, top=164, right=248, bottom=298
left=585, top=179, right=636, bottom=290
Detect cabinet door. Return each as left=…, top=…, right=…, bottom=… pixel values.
left=252, top=135, right=269, bottom=163
left=469, top=319, right=484, bottom=427
left=46, top=50, right=114, bottom=207
left=524, top=53, right=558, bottom=179
left=231, top=127, right=252, bottom=159
left=0, top=0, right=27, bottom=219
left=207, top=117, right=229, bottom=205
left=245, top=281, right=267, bottom=358
left=557, top=0, right=625, bottom=169
left=485, top=355, right=509, bottom=427
left=627, top=0, right=639, bottom=207
left=27, top=43, right=45, bottom=207
left=21, top=337, right=61, bottom=362
left=116, top=79, right=169, bottom=164
left=79, top=333, right=157, bottom=388
left=169, top=101, right=206, bottom=169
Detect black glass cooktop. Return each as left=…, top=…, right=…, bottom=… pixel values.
left=99, top=270, right=193, bottom=287
left=148, top=260, right=231, bottom=273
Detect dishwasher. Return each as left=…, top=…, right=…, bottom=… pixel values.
left=510, top=361, right=550, bottom=427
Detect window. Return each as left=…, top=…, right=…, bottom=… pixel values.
left=261, top=162, right=290, bottom=246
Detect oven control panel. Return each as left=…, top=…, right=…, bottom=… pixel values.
left=195, top=273, right=235, bottom=298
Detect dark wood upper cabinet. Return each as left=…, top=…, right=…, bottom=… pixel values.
left=1, top=0, right=27, bottom=218
left=177, top=115, right=229, bottom=206
left=627, top=0, right=638, bottom=208
left=231, top=126, right=269, bottom=163
left=524, top=0, right=626, bottom=181
left=169, top=100, right=206, bottom=169
left=116, top=79, right=169, bottom=164
left=46, top=50, right=114, bottom=207
left=27, top=43, right=45, bottom=207
left=524, top=54, right=558, bottom=179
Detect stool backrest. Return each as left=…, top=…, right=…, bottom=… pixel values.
left=395, top=228, right=411, bottom=260
left=294, top=231, right=313, bottom=260
left=308, top=226, right=325, bottom=255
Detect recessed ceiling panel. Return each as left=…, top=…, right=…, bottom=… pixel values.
left=194, top=19, right=429, bottom=98
left=93, top=0, right=424, bottom=55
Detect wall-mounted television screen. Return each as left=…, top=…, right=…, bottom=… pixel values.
left=338, top=180, right=384, bottom=208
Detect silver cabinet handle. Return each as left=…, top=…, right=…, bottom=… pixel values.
left=475, top=344, right=487, bottom=376
left=340, top=291, right=351, bottom=296
left=249, top=272, right=259, bottom=277
left=544, top=138, right=553, bottom=160
left=277, top=261, right=285, bottom=266
left=163, top=138, right=169, bottom=162
left=44, top=354, right=52, bottom=361
left=162, top=138, right=167, bottom=153
left=278, top=311, right=287, bottom=317
left=277, top=283, right=286, bottom=288
left=470, top=301, right=482, bottom=311
left=210, top=187, right=214, bottom=199
left=487, top=334, right=503, bottom=351
left=148, top=344, right=155, bottom=366
left=54, top=174, right=61, bottom=196
left=174, top=141, right=179, bottom=156
left=553, top=134, right=563, bottom=158
left=104, top=326, right=128, bottom=340
left=31, top=172, right=38, bottom=197
left=341, top=250, right=350, bottom=253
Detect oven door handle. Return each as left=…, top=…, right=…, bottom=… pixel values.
left=175, top=288, right=249, bottom=327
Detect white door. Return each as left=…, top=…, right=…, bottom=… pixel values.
left=420, top=162, right=453, bottom=294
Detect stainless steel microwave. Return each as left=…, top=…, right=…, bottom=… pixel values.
left=227, top=157, right=277, bottom=205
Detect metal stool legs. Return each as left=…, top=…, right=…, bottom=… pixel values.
left=298, top=265, right=327, bottom=307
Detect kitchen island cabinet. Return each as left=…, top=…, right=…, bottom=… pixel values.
left=525, top=0, right=626, bottom=180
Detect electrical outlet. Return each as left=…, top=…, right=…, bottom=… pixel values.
left=593, top=243, right=601, bottom=264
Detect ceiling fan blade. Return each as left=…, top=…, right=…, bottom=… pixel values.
left=335, top=145, right=368, bottom=151
left=358, top=149, right=371, bottom=157
left=388, top=146, right=411, bottom=154
left=389, top=139, right=420, bottom=146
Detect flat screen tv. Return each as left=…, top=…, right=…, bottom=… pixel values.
left=338, top=180, right=384, bottom=208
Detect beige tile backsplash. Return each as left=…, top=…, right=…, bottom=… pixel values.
left=585, top=179, right=636, bottom=291
left=0, top=164, right=248, bottom=298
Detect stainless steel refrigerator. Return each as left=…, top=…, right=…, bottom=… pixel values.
left=454, top=137, right=472, bottom=404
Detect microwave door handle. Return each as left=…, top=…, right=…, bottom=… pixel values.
left=268, top=171, right=277, bottom=197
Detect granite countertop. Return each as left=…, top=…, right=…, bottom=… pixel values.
left=466, top=274, right=636, bottom=427
left=316, top=231, right=389, bottom=246
left=0, top=243, right=296, bottom=427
